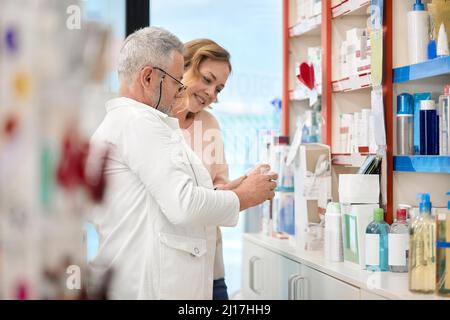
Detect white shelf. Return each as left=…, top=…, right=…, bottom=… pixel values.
left=289, top=14, right=322, bottom=37
left=331, top=153, right=371, bottom=167
left=332, top=72, right=371, bottom=92
left=289, top=88, right=322, bottom=102
left=245, top=233, right=449, bottom=300
left=332, top=0, right=370, bottom=18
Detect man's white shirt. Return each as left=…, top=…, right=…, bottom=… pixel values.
left=88, top=97, right=239, bottom=300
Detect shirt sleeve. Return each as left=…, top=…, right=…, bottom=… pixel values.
left=119, top=115, right=239, bottom=227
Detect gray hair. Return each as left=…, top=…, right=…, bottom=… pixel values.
left=118, top=26, right=184, bottom=84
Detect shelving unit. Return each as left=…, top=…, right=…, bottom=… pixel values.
left=283, top=0, right=450, bottom=224
left=283, top=0, right=324, bottom=139
left=391, top=0, right=450, bottom=212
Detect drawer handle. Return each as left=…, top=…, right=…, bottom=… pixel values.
left=294, top=277, right=306, bottom=300
left=288, top=274, right=300, bottom=300
left=249, top=256, right=261, bottom=295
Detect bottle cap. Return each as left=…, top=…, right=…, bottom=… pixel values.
left=418, top=193, right=432, bottom=214
left=374, top=208, right=384, bottom=223
left=273, top=136, right=289, bottom=145
left=413, top=0, right=425, bottom=11
left=326, top=202, right=341, bottom=214
left=397, top=93, right=413, bottom=115
left=396, top=209, right=407, bottom=221
left=420, top=100, right=436, bottom=110
left=444, top=84, right=450, bottom=96
left=447, top=191, right=450, bottom=210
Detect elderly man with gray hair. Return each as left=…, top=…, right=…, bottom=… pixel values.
left=88, top=26, right=277, bottom=300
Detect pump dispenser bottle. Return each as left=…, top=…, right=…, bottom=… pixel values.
left=436, top=192, right=450, bottom=296
left=409, top=193, right=436, bottom=293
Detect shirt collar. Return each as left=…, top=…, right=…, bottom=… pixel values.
left=105, top=97, right=180, bottom=129
left=105, top=97, right=168, bottom=118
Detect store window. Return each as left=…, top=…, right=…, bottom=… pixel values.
left=82, top=0, right=126, bottom=260
left=82, top=0, right=126, bottom=92
left=150, top=0, right=282, bottom=297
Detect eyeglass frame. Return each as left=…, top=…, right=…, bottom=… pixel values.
left=153, top=67, right=187, bottom=93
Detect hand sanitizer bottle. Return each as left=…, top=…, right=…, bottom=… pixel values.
left=409, top=193, right=436, bottom=293
left=365, top=208, right=390, bottom=272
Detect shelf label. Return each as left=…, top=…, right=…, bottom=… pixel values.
left=371, top=86, right=386, bottom=147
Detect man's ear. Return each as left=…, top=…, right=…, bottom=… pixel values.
left=140, top=66, right=153, bottom=88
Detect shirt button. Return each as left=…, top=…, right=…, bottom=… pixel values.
left=194, top=247, right=200, bottom=255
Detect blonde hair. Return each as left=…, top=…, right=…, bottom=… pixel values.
left=183, top=39, right=232, bottom=85
left=177, top=39, right=232, bottom=118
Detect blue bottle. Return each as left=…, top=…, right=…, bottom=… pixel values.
left=414, top=93, right=431, bottom=154
left=420, top=100, right=439, bottom=155
left=397, top=93, right=414, bottom=155
left=365, top=208, right=390, bottom=272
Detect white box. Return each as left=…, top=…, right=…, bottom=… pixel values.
left=346, top=28, right=367, bottom=43
left=339, top=174, right=380, bottom=204
left=341, top=203, right=380, bottom=269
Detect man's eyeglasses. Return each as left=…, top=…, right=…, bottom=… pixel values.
left=154, top=67, right=186, bottom=94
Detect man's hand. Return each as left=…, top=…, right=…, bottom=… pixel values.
left=215, top=176, right=247, bottom=191
left=246, top=164, right=271, bottom=177
left=232, top=169, right=278, bottom=212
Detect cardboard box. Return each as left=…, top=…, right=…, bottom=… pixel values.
left=339, top=174, right=380, bottom=269
left=341, top=203, right=379, bottom=269
left=287, top=143, right=332, bottom=250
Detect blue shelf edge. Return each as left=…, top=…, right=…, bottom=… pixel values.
left=393, top=56, right=450, bottom=84
left=394, top=156, right=450, bottom=173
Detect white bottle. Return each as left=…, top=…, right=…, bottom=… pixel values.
left=324, top=202, right=343, bottom=262
left=437, top=23, right=450, bottom=57
left=407, top=0, right=429, bottom=64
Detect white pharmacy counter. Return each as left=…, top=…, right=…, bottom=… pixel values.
left=242, top=233, right=450, bottom=300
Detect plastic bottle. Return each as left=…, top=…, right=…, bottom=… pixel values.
left=420, top=100, right=439, bottom=155
left=407, top=0, right=430, bottom=64
left=436, top=191, right=450, bottom=296
left=409, top=193, right=436, bottom=293
left=365, top=208, right=390, bottom=272
left=325, top=202, right=343, bottom=262
left=389, top=209, right=409, bottom=273
left=437, top=22, right=450, bottom=57
left=396, top=93, right=414, bottom=155
left=439, top=84, right=450, bottom=155
left=413, top=93, right=431, bottom=154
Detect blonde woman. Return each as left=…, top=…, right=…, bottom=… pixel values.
left=172, top=39, right=245, bottom=300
